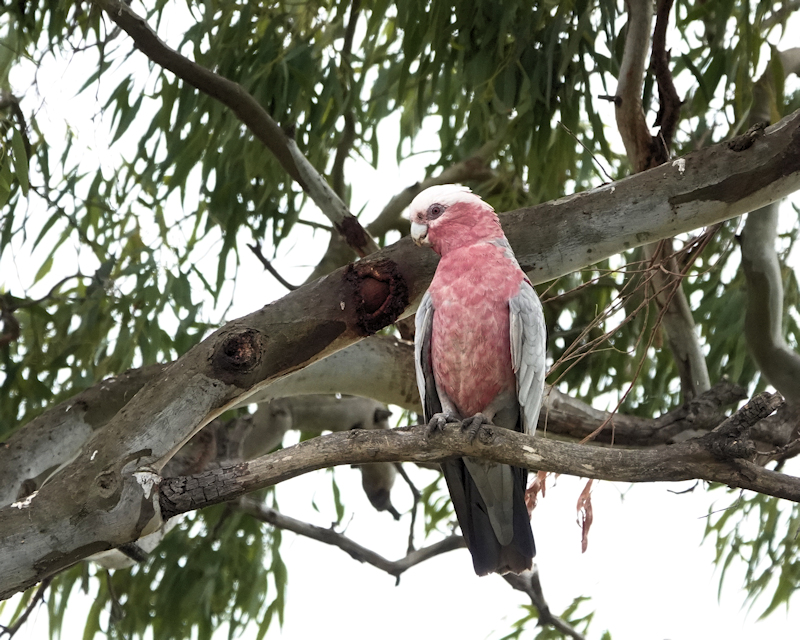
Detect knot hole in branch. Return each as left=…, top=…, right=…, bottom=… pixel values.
left=211, top=328, right=264, bottom=385
left=345, top=259, right=409, bottom=335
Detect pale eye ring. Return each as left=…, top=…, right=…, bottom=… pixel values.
left=427, top=203, right=446, bottom=219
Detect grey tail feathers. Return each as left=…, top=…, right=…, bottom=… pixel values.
left=441, top=459, right=535, bottom=576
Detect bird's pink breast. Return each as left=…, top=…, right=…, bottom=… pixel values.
left=429, top=243, right=524, bottom=418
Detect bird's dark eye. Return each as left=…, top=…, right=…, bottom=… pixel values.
left=427, top=203, right=446, bottom=219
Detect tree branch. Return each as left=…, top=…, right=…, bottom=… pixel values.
left=503, top=570, right=588, bottom=640
left=158, top=396, right=794, bottom=522
left=330, top=0, right=361, bottom=200
left=740, top=48, right=800, bottom=405
left=651, top=0, right=681, bottom=150
left=741, top=204, right=800, bottom=403
left=236, top=498, right=464, bottom=580
left=615, top=0, right=655, bottom=172
left=616, top=0, right=710, bottom=400
left=93, top=0, right=379, bottom=257
left=239, top=497, right=583, bottom=637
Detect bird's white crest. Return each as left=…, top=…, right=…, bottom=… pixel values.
left=406, top=184, right=490, bottom=221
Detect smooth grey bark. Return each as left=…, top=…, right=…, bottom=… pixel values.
left=741, top=205, right=800, bottom=403
left=740, top=48, right=800, bottom=404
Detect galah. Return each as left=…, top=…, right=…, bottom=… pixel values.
left=408, top=184, right=546, bottom=575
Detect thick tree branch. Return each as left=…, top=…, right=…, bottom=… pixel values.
left=93, top=0, right=379, bottom=257
left=740, top=48, right=800, bottom=405
left=236, top=498, right=464, bottom=580
left=158, top=396, right=794, bottom=523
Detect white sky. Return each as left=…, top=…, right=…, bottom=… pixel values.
left=3, top=3, right=800, bottom=639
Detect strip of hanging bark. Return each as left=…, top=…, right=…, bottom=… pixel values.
left=525, top=470, right=549, bottom=515
left=576, top=479, right=594, bottom=553
left=651, top=0, right=681, bottom=157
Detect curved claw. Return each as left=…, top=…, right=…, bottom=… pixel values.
left=462, top=413, right=491, bottom=443
left=426, top=412, right=459, bottom=438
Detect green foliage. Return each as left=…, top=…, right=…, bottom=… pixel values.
left=420, top=474, right=456, bottom=537
left=704, top=488, right=800, bottom=618
left=499, top=596, right=609, bottom=640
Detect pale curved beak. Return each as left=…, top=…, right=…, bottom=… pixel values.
left=410, top=221, right=430, bottom=246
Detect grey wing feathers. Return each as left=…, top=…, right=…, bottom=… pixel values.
left=414, top=291, right=439, bottom=421
left=509, top=281, right=547, bottom=435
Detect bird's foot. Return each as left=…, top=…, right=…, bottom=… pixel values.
left=462, top=413, right=492, bottom=443
left=426, top=412, right=459, bottom=437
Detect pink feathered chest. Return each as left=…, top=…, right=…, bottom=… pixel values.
left=428, top=243, right=525, bottom=418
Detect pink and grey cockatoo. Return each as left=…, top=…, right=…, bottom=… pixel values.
left=408, top=184, right=546, bottom=576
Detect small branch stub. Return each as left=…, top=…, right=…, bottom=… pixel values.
left=701, top=391, right=784, bottom=460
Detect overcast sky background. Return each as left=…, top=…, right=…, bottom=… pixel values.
left=3, top=3, right=800, bottom=639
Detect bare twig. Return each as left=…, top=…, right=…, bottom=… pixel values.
left=0, top=578, right=52, bottom=639
left=557, top=121, right=614, bottom=182
left=393, top=463, right=422, bottom=552
left=236, top=498, right=464, bottom=582
left=247, top=243, right=299, bottom=291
